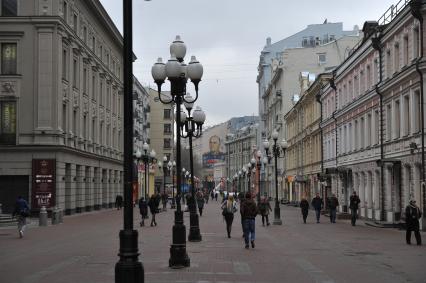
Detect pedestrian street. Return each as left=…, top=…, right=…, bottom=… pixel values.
left=0, top=200, right=425, bottom=283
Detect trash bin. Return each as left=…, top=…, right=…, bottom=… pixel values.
left=52, top=207, right=60, bottom=225
left=39, top=206, right=48, bottom=226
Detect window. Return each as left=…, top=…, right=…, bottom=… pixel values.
left=72, top=110, right=77, bottom=135
left=354, top=121, right=358, bottom=150
left=83, top=67, right=87, bottom=94
left=403, top=95, right=410, bottom=136
left=72, top=57, right=78, bottom=88
left=360, top=117, right=365, bottom=149
left=1, top=43, right=17, bottom=74
left=366, top=65, right=371, bottom=89
left=62, top=1, right=67, bottom=20
left=91, top=74, right=96, bottom=100
left=164, top=109, right=171, bottom=119
left=91, top=119, right=95, bottom=142
left=62, top=104, right=67, bottom=133
left=100, top=79, right=104, bottom=105
left=92, top=36, right=96, bottom=51
left=394, top=43, right=400, bottom=72
left=318, top=53, right=326, bottom=65
left=394, top=100, right=400, bottom=138
left=386, top=104, right=392, bottom=140
left=404, top=35, right=409, bottom=66
left=62, top=49, right=68, bottom=80
left=386, top=49, right=392, bottom=78
left=0, top=101, right=16, bottom=144
left=83, top=115, right=87, bottom=140
left=2, top=0, right=17, bottom=16
left=374, top=110, right=380, bottom=145
left=73, top=14, right=78, bottom=33
left=164, top=138, right=171, bottom=149
left=413, top=90, right=421, bottom=133
left=367, top=114, right=372, bottom=147
left=83, top=26, right=87, bottom=43
left=414, top=26, right=420, bottom=59
left=106, top=82, right=110, bottom=109
left=164, top=123, right=171, bottom=134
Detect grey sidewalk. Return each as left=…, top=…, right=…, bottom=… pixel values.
left=0, top=200, right=425, bottom=283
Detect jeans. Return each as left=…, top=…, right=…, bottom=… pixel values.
left=315, top=209, right=321, bottom=223
left=351, top=208, right=358, bottom=226
left=225, top=214, right=234, bottom=237
left=261, top=214, right=270, bottom=225
left=243, top=219, right=255, bottom=245
left=18, top=216, right=26, bottom=233
left=330, top=209, right=336, bottom=223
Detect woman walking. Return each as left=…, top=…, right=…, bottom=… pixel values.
left=148, top=194, right=159, bottom=226
left=138, top=197, right=148, bottom=227
left=221, top=195, right=237, bottom=238
left=300, top=197, right=309, bottom=224
left=258, top=196, right=272, bottom=226
left=196, top=191, right=205, bottom=216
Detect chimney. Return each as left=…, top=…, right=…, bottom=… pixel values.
left=266, top=37, right=271, bottom=47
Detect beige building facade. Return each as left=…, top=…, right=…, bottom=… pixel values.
left=0, top=0, right=125, bottom=214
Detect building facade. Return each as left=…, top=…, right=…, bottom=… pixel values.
left=0, top=0, right=125, bottom=214
left=318, top=0, right=425, bottom=229
left=147, top=87, right=173, bottom=195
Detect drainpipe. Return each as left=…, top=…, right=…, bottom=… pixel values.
left=411, top=0, right=425, bottom=230
left=372, top=30, right=385, bottom=221
left=330, top=75, right=341, bottom=210
left=316, top=85, right=324, bottom=207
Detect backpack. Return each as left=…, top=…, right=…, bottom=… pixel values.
left=20, top=207, right=30, bottom=217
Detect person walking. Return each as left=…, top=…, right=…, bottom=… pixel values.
left=328, top=194, right=339, bottom=223
left=300, top=197, right=309, bottom=224
left=148, top=194, right=159, bottom=226
left=311, top=193, right=323, bottom=223
left=13, top=196, right=30, bottom=238
left=240, top=192, right=258, bottom=249
left=215, top=192, right=218, bottom=202
left=196, top=191, right=205, bottom=216
left=161, top=192, right=168, bottom=211
left=349, top=191, right=361, bottom=226
left=204, top=189, right=209, bottom=204
left=115, top=195, right=123, bottom=210
left=239, top=193, right=246, bottom=238
left=221, top=195, right=237, bottom=238
left=405, top=199, right=422, bottom=245
left=138, top=197, right=148, bottom=227
left=258, top=196, right=272, bottom=226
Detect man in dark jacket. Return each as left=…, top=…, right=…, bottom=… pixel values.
left=328, top=194, right=339, bottom=223
left=13, top=196, right=29, bottom=238
left=240, top=192, right=258, bottom=249
left=148, top=194, right=159, bottom=226
left=311, top=193, right=323, bottom=223
left=138, top=197, right=148, bottom=227
left=405, top=199, right=422, bottom=245
left=349, top=191, right=361, bottom=226
left=300, top=198, right=309, bottom=224
left=115, top=195, right=123, bottom=210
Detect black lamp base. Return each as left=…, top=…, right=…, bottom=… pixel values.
left=115, top=229, right=144, bottom=283
left=169, top=211, right=190, bottom=268
left=188, top=212, right=202, bottom=242
left=273, top=205, right=282, bottom=225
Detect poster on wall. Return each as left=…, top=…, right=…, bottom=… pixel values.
left=31, top=159, right=56, bottom=209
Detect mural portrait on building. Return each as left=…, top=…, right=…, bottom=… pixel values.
left=202, top=135, right=225, bottom=168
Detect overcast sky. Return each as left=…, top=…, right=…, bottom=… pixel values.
left=99, top=0, right=396, bottom=126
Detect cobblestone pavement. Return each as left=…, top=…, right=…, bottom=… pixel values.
left=0, top=200, right=425, bottom=283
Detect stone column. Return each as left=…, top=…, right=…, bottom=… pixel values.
left=75, top=164, right=83, bottom=213
left=85, top=166, right=93, bottom=211
left=385, top=165, right=393, bottom=222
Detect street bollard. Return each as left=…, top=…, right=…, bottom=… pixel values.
left=39, top=206, right=47, bottom=226
left=59, top=208, right=63, bottom=223
left=51, top=207, right=59, bottom=225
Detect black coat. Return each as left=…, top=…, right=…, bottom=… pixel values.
left=300, top=199, right=309, bottom=215
left=138, top=199, right=148, bottom=216
left=349, top=195, right=360, bottom=210
left=148, top=197, right=159, bottom=214
left=406, top=204, right=422, bottom=229
left=311, top=197, right=323, bottom=211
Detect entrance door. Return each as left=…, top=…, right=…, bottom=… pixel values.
left=0, top=175, right=29, bottom=213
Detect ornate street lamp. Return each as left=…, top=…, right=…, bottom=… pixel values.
left=264, top=130, right=288, bottom=225
left=152, top=35, right=203, bottom=268
left=168, top=160, right=176, bottom=209
left=161, top=155, right=168, bottom=211
left=256, top=150, right=263, bottom=203
left=138, top=143, right=156, bottom=200
left=180, top=102, right=205, bottom=242
left=242, top=166, right=247, bottom=192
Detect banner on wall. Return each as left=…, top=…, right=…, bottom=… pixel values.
left=31, top=159, right=56, bottom=209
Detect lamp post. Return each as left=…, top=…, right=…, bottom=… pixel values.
left=115, top=0, right=149, bottom=281
left=242, top=166, right=247, bottom=192
left=263, top=130, right=288, bottom=225
left=161, top=155, right=168, bottom=211
left=180, top=102, right=205, bottom=242
left=256, top=150, right=263, bottom=203
left=248, top=158, right=256, bottom=192
left=238, top=170, right=242, bottom=193
left=182, top=168, right=186, bottom=205
left=152, top=35, right=203, bottom=268
left=168, top=160, right=176, bottom=209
